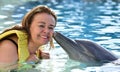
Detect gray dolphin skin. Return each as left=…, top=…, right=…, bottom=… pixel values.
left=53, top=32, right=118, bottom=66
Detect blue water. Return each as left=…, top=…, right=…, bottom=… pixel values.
left=0, top=0, right=120, bottom=72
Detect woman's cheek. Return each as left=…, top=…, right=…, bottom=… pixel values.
left=47, top=32, right=53, bottom=42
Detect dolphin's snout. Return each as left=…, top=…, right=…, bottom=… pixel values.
left=53, top=31, right=61, bottom=38
left=53, top=31, right=57, bottom=37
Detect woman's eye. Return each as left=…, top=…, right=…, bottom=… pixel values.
left=49, top=27, right=54, bottom=30
left=39, top=25, right=45, bottom=28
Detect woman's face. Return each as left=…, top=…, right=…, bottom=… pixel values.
left=30, top=13, right=56, bottom=46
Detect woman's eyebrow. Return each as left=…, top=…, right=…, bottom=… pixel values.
left=38, top=21, right=55, bottom=27
left=49, top=24, right=55, bottom=27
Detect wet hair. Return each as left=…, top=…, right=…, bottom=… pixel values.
left=1, top=5, right=57, bottom=38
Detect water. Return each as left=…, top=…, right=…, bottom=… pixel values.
left=0, top=0, right=120, bottom=72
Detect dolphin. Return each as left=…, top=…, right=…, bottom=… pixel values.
left=53, top=32, right=118, bottom=66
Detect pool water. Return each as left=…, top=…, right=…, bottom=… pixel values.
left=0, top=0, right=120, bottom=72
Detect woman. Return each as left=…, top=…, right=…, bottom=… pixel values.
left=0, top=5, right=57, bottom=65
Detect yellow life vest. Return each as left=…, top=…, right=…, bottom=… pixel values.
left=0, top=30, right=29, bottom=63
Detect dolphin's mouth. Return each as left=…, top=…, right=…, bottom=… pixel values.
left=53, top=31, right=78, bottom=48
left=53, top=31, right=74, bottom=43
left=53, top=31, right=57, bottom=37
left=53, top=31, right=71, bottom=44
left=53, top=32, right=66, bottom=40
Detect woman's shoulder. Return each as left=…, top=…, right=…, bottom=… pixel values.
left=0, top=38, right=17, bottom=49
left=0, top=39, right=18, bottom=63
left=0, top=34, right=18, bottom=48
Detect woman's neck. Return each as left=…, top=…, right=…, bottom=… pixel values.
left=28, top=40, right=40, bottom=54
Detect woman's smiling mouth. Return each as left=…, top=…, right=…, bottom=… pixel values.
left=41, top=35, right=48, bottom=39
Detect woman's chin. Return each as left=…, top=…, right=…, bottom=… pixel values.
left=40, top=41, right=49, bottom=45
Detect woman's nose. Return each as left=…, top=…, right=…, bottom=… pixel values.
left=43, top=28, right=49, bottom=33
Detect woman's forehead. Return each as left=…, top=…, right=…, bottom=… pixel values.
left=33, top=13, right=56, bottom=24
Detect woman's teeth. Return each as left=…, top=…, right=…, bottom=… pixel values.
left=41, top=36, right=47, bottom=38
